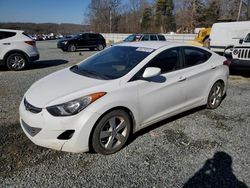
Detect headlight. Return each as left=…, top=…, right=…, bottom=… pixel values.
left=233, top=49, right=239, bottom=55
left=47, top=92, right=106, bottom=116
left=62, top=41, right=68, bottom=45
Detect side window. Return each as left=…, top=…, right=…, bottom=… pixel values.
left=89, top=34, right=96, bottom=39
left=158, top=35, right=166, bottom=41
left=0, top=32, right=4, bottom=40
left=244, top=33, right=250, bottom=43
left=1, top=31, right=16, bottom=39
left=141, top=35, right=149, bottom=41
left=150, top=35, right=157, bottom=41
left=183, top=47, right=212, bottom=67
left=82, top=34, right=88, bottom=39
left=146, top=48, right=180, bottom=74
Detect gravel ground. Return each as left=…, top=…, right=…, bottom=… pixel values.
left=0, top=41, right=249, bottom=187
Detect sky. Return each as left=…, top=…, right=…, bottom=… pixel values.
left=0, top=0, right=91, bottom=24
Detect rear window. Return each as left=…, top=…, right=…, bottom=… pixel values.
left=0, top=31, right=16, bottom=40
left=158, top=35, right=166, bottom=41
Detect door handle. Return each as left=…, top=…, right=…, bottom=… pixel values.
left=3, top=43, right=11, bottom=45
left=178, top=76, right=186, bottom=82
left=211, top=66, right=216, bottom=70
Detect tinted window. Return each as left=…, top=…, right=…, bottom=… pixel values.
left=0, top=32, right=4, bottom=40
left=183, top=47, right=212, bottom=67
left=158, top=35, right=166, bottom=41
left=1, top=31, right=16, bottom=39
left=146, top=48, right=180, bottom=74
left=150, top=35, right=158, bottom=41
left=89, top=34, right=96, bottom=39
left=81, top=34, right=88, bottom=39
left=72, top=46, right=154, bottom=79
left=141, top=35, right=150, bottom=41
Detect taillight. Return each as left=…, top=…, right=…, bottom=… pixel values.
left=223, top=59, right=231, bottom=66
left=24, top=40, right=36, bottom=46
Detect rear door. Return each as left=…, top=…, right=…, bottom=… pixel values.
left=79, top=34, right=90, bottom=47
left=179, top=46, right=214, bottom=106
left=0, top=31, right=16, bottom=60
left=136, top=47, right=187, bottom=126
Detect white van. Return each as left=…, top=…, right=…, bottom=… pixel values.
left=210, top=21, right=250, bottom=53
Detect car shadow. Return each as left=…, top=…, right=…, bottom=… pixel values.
left=127, top=105, right=206, bottom=145
left=183, top=151, right=248, bottom=188
left=26, top=59, right=68, bottom=70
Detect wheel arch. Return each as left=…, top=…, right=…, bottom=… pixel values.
left=88, top=106, right=136, bottom=151
left=3, top=49, right=29, bottom=64
left=206, top=79, right=226, bottom=103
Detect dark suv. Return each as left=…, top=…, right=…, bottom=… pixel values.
left=57, top=33, right=106, bottom=52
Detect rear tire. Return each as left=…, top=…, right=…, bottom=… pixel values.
left=6, top=53, right=27, bottom=71
left=91, top=110, right=131, bottom=155
left=207, top=81, right=224, bottom=109
left=67, top=44, right=76, bottom=52
left=97, top=44, right=104, bottom=51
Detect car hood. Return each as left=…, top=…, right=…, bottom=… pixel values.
left=25, top=68, right=117, bottom=108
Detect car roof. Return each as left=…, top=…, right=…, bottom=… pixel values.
left=0, top=29, right=23, bottom=33
left=115, top=41, right=185, bottom=50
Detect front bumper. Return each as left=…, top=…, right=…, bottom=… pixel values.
left=19, top=98, right=101, bottom=153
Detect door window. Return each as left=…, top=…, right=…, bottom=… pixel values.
left=150, top=35, right=158, bottom=41
left=146, top=48, right=180, bottom=74
left=158, top=35, right=166, bottom=41
left=0, top=31, right=16, bottom=40
left=183, top=47, right=211, bottom=68
left=141, top=35, right=150, bottom=41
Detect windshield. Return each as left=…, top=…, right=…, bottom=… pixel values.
left=71, top=46, right=154, bottom=80
left=124, top=35, right=141, bottom=42
left=244, top=33, right=250, bottom=43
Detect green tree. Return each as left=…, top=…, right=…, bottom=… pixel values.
left=141, top=7, right=153, bottom=32
left=155, top=0, right=175, bottom=33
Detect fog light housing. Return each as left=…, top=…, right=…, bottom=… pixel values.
left=57, top=130, right=75, bottom=140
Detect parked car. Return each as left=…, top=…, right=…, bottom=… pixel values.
left=57, top=33, right=106, bottom=52
left=230, top=33, right=250, bottom=71
left=20, top=41, right=229, bottom=154
left=0, top=29, right=39, bottom=71
left=123, top=33, right=166, bottom=42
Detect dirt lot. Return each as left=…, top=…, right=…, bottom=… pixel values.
left=0, top=40, right=249, bottom=187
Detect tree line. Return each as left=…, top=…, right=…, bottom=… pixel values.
left=86, top=0, right=250, bottom=33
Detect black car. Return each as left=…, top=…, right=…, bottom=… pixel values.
left=57, top=33, right=106, bottom=52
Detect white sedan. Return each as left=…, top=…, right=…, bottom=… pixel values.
left=19, top=42, right=229, bottom=154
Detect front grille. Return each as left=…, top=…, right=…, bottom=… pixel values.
left=21, top=120, right=41, bottom=137
left=24, top=98, right=42, bottom=114
left=237, top=49, right=250, bottom=60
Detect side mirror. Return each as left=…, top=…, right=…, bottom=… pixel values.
left=239, top=39, right=243, bottom=44
left=142, top=67, right=161, bottom=79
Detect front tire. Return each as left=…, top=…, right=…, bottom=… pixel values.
left=207, top=81, right=224, bottom=109
left=91, top=110, right=131, bottom=155
left=6, top=53, right=27, bottom=71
